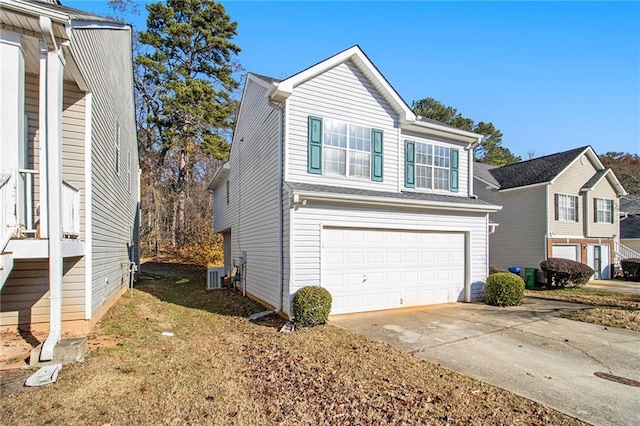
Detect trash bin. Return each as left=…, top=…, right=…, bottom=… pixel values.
left=508, top=267, right=522, bottom=275
left=524, top=268, right=537, bottom=289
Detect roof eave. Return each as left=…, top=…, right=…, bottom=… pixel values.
left=207, top=163, right=230, bottom=191
left=401, top=120, right=481, bottom=144
left=291, top=190, right=502, bottom=213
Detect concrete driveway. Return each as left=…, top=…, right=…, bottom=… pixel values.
left=330, top=298, right=640, bottom=426
left=586, top=279, right=640, bottom=295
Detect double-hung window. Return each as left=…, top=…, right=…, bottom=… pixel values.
left=405, top=140, right=458, bottom=192
left=594, top=198, right=613, bottom=223
left=307, top=116, right=383, bottom=181
left=555, top=194, right=578, bottom=221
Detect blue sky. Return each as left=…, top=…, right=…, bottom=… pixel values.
left=68, top=1, right=640, bottom=159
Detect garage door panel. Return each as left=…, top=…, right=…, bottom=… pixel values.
left=323, top=228, right=466, bottom=314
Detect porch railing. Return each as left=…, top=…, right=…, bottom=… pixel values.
left=18, top=168, right=38, bottom=236
left=1, top=170, right=15, bottom=252
left=62, top=180, right=80, bottom=238
left=615, top=241, right=640, bottom=264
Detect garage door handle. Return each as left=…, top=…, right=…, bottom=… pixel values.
left=362, top=274, right=367, bottom=284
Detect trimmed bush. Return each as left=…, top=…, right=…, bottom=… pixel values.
left=621, top=258, right=640, bottom=282
left=292, top=286, right=332, bottom=328
left=484, top=272, right=525, bottom=306
left=540, top=258, right=594, bottom=287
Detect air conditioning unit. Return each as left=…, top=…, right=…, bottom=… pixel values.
left=206, top=267, right=225, bottom=290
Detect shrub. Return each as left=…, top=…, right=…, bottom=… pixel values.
left=292, top=286, right=332, bottom=328
left=621, top=258, right=640, bottom=282
left=484, top=272, right=525, bottom=306
left=540, top=258, right=594, bottom=287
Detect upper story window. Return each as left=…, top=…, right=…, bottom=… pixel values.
left=307, top=116, right=383, bottom=182
left=555, top=194, right=578, bottom=222
left=594, top=198, right=613, bottom=223
left=405, top=140, right=459, bottom=192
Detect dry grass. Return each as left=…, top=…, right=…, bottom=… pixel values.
left=525, top=287, right=640, bottom=331
left=0, top=263, right=585, bottom=425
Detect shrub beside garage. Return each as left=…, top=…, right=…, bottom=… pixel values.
left=484, top=272, right=525, bottom=307
left=540, top=258, right=593, bottom=287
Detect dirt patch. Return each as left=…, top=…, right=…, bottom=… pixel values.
left=0, top=265, right=585, bottom=425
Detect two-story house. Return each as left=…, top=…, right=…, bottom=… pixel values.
left=474, top=146, right=627, bottom=280
left=1, top=0, right=139, bottom=361
left=209, top=46, right=501, bottom=317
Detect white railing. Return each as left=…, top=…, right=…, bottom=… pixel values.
left=18, top=168, right=38, bottom=236
left=616, top=241, right=640, bottom=262
left=1, top=170, right=15, bottom=252
left=62, top=180, right=80, bottom=238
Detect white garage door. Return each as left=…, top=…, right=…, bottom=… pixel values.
left=322, top=228, right=466, bottom=315
left=552, top=245, right=579, bottom=261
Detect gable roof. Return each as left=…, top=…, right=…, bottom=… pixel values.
left=621, top=214, right=640, bottom=239
left=580, top=168, right=625, bottom=195
left=473, top=162, right=500, bottom=188
left=488, top=146, right=590, bottom=190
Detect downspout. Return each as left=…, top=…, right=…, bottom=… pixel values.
left=39, top=16, right=65, bottom=361
left=83, top=92, right=93, bottom=320
left=467, top=137, right=481, bottom=199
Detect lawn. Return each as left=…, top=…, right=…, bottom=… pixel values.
left=524, top=287, right=640, bottom=331
left=0, top=263, right=585, bottom=425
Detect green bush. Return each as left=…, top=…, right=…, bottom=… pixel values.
left=484, top=272, right=525, bottom=306
left=292, top=286, right=332, bottom=327
left=621, top=258, right=640, bottom=282
left=540, top=258, right=593, bottom=287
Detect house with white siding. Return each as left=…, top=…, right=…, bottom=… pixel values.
left=209, top=46, right=501, bottom=317
left=0, top=0, right=139, bottom=360
left=473, top=146, right=630, bottom=280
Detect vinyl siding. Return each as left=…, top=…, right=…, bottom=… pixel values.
left=587, top=179, right=619, bottom=238
left=286, top=203, right=489, bottom=316
left=25, top=73, right=40, bottom=217
left=0, top=258, right=85, bottom=327
left=70, top=27, right=139, bottom=315
left=548, top=156, right=599, bottom=236
left=286, top=61, right=399, bottom=191
left=213, top=178, right=232, bottom=233
left=474, top=181, right=547, bottom=270
left=226, top=77, right=281, bottom=309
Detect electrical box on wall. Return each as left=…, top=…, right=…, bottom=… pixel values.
left=241, top=251, right=247, bottom=263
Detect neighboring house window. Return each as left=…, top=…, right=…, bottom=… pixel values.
left=115, top=123, right=121, bottom=175
left=555, top=194, right=578, bottom=221
left=226, top=180, right=230, bottom=205
left=307, top=116, right=383, bottom=181
left=405, top=140, right=459, bottom=192
left=594, top=198, right=613, bottom=223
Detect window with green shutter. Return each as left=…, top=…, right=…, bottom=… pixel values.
left=405, top=140, right=459, bottom=192
left=405, top=140, right=415, bottom=188
left=450, top=149, right=459, bottom=192
left=371, top=129, right=383, bottom=182
left=307, top=116, right=322, bottom=174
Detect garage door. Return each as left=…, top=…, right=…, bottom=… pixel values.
left=322, top=228, right=466, bottom=315
left=552, top=245, right=579, bottom=261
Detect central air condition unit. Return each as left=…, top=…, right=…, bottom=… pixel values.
left=206, top=267, right=225, bottom=290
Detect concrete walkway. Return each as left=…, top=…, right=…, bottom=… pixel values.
left=586, top=279, right=640, bottom=295
left=331, top=298, right=640, bottom=426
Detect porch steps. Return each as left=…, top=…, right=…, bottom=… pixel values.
left=0, top=251, right=14, bottom=290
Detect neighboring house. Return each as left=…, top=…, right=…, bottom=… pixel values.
left=620, top=195, right=640, bottom=255
left=209, top=46, right=501, bottom=317
left=1, top=0, right=139, bottom=360
left=473, top=146, right=627, bottom=280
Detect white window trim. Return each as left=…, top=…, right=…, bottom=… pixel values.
left=595, top=197, right=613, bottom=223
left=414, top=141, right=451, bottom=191
left=557, top=193, right=577, bottom=222
left=322, top=118, right=372, bottom=181
left=115, top=122, right=121, bottom=176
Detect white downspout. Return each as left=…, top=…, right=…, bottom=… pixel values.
left=468, top=137, right=481, bottom=199
left=39, top=16, right=65, bottom=362
left=84, top=92, right=93, bottom=320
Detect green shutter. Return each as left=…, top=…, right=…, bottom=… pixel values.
left=594, top=198, right=598, bottom=222
left=554, top=194, right=559, bottom=221
left=405, top=140, right=415, bottom=188
left=371, top=129, right=383, bottom=182
left=609, top=199, right=614, bottom=223
left=307, top=116, right=322, bottom=174
left=450, top=148, right=459, bottom=193
left=574, top=196, right=579, bottom=222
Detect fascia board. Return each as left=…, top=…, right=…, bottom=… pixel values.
left=498, top=181, right=549, bottom=193
left=207, top=163, right=230, bottom=191
left=473, top=175, right=500, bottom=189
left=549, top=146, right=592, bottom=185
left=401, top=120, right=480, bottom=143
left=293, top=191, right=502, bottom=213
left=1, top=0, right=70, bottom=23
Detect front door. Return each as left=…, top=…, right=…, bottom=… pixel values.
left=587, top=245, right=611, bottom=280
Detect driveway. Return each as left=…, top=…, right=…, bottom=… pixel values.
left=330, top=298, right=640, bottom=426
left=586, top=279, right=640, bottom=295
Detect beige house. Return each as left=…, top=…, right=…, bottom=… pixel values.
left=1, top=0, right=139, bottom=361
left=474, top=146, right=629, bottom=280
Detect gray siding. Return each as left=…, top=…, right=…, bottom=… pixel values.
left=70, top=27, right=139, bottom=315
left=287, top=203, right=489, bottom=316
left=226, top=77, right=281, bottom=308
left=286, top=61, right=399, bottom=191
left=474, top=181, right=547, bottom=270
left=213, top=177, right=232, bottom=233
